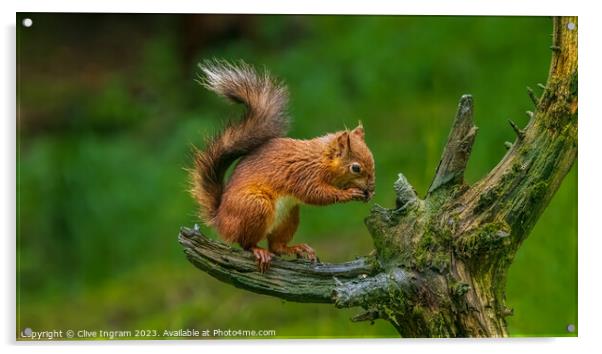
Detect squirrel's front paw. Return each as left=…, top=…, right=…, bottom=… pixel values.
left=347, top=187, right=368, bottom=201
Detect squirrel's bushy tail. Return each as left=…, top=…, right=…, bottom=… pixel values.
left=191, top=60, right=289, bottom=225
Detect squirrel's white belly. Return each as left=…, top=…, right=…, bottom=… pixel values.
left=267, top=195, right=299, bottom=233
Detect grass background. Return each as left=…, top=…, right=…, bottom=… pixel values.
left=16, top=14, right=577, bottom=338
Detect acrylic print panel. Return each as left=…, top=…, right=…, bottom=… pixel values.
left=16, top=13, right=577, bottom=339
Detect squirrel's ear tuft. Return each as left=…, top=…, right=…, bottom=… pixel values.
left=332, top=131, right=351, bottom=157
left=352, top=123, right=365, bottom=140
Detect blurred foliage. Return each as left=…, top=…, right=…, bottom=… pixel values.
left=16, top=14, right=576, bottom=338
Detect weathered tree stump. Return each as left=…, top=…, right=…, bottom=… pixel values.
left=179, top=16, right=577, bottom=337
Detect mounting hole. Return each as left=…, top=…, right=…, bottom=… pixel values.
left=567, top=22, right=576, bottom=31
left=567, top=324, right=575, bottom=333
left=22, top=18, right=33, bottom=28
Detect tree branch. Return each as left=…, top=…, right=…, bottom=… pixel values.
left=428, top=94, right=478, bottom=194
left=178, top=227, right=381, bottom=303
left=455, top=17, right=577, bottom=249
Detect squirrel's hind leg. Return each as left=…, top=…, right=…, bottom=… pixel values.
left=215, top=192, right=275, bottom=272
left=250, top=247, right=273, bottom=273
left=267, top=206, right=318, bottom=262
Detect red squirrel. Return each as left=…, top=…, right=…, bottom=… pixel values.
left=190, top=60, right=375, bottom=272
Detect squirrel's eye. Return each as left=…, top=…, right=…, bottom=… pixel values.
left=350, top=163, right=361, bottom=174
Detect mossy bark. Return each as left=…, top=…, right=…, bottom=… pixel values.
left=179, top=17, right=577, bottom=337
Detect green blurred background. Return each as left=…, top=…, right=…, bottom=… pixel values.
left=16, top=14, right=577, bottom=338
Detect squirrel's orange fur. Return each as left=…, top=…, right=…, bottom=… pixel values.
left=191, top=60, right=375, bottom=272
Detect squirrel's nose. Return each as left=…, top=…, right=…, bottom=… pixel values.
left=363, top=187, right=375, bottom=201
